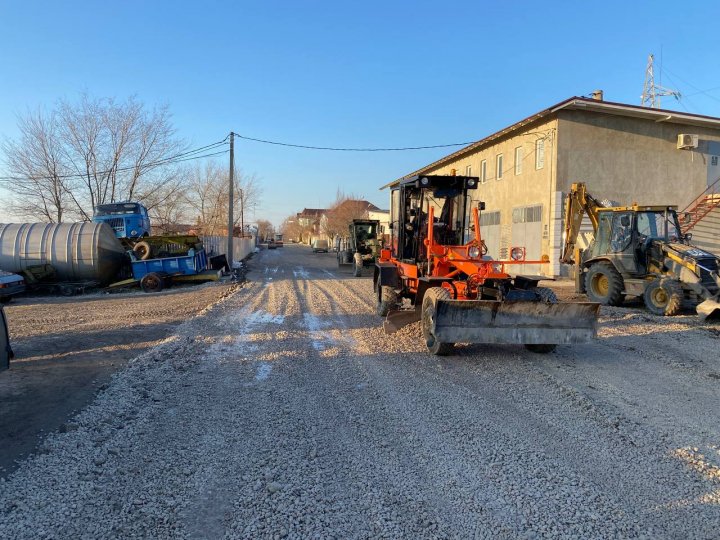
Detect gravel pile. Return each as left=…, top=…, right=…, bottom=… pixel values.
left=1, top=245, right=719, bottom=538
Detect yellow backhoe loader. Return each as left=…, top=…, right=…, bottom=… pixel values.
left=561, top=182, right=720, bottom=319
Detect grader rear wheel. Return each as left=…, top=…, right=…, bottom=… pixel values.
left=377, top=285, right=398, bottom=317
left=421, top=287, right=454, bottom=356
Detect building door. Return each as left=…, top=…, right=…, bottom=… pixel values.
left=479, top=210, right=501, bottom=259
left=511, top=204, right=543, bottom=274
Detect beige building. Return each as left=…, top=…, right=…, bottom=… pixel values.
left=389, top=95, right=720, bottom=276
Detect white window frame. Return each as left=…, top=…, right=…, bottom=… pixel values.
left=496, top=154, right=503, bottom=180
left=465, top=164, right=472, bottom=177
left=480, top=160, right=487, bottom=183
left=535, top=139, right=545, bottom=170
left=514, top=146, right=523, bottom=175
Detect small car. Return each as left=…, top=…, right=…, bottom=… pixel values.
left=312, top=239, right=329, bottom=253
left=0, top=271, right=26, bottom=303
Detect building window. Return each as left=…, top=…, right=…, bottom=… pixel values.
left=479, top=210, right=500, bottom=227
left=480, top=160, right=487, bottom=183
left=535, top=139, right=545, bottom=170
left=466, top=165, right=472, bottom=176
left=514, top=146, right=523, bottom=175
left=496, top=154, right=503, bottom=180
left=512, top=205, right=542, bottom=224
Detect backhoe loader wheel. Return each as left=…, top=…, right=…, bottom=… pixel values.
left=524, top=287, right=558, bottom=354
left=585, top=262, right=624, bottom=306
left=643, top=278, right=683, bottom=316
left=353, top=253, right=363, bottom=277
left=377, top=285, right=398, bottom=317
left=422, top=287, right=454, bottom=356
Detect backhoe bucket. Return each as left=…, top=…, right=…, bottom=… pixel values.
left=696, top=298, right=720, bottom=321
left=431, top=299, right=599, bottom=345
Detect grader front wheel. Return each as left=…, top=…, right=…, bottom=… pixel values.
left=421, top=287, right=454, bottom=356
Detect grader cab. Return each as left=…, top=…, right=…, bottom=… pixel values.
left=374, top=174, right=599, bottom=355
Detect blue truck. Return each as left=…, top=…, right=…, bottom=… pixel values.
left=92, top=202, right=151, bottom=240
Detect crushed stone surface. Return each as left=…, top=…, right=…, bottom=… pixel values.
left=1, top=244, right=719, bottom=539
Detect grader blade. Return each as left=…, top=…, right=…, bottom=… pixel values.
left=431, top=299, right=599, bottom=345
left=696, top=298, right=720, bottom=321
left=383, top=309, right=421, bottom=334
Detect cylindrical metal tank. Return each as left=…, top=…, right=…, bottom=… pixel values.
left=0, top=222, right=126, bottom=283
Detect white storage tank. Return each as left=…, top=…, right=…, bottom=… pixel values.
left=0, top=222, right=126, bottom=283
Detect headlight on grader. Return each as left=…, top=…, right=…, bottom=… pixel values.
left=468, top=245, right=481, bottom=259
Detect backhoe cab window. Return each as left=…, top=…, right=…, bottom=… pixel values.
left=637, top=211, right=682, bottom=242
left=610, top=212, right=633, bottom=253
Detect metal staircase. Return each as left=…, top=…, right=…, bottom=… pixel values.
left=680, top=177, right=720, bottom=233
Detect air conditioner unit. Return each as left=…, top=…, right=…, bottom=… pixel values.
left=677, top=133, right=699, bottom=149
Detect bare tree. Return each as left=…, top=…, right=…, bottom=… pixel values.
left=1, top=110, right=69, bottom=222
left=256, top=219, right=274, bottom=241
left=1, top=94, right=186, bottom=222
left=184, top=162, right=262, bottom=236
left=280, top=215, right=304, bottom=242
left=322, top=189, right=370, bottom=241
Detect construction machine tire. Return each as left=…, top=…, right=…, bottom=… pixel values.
left=421, top=287, right=454, bottom=356
left=524, top=287, right=558, bottom=354
left=353, top=253, right=363, bottom=277
left=140, top=272, right=164, bottom=293
left=643, top=278, right=683, bottom=316
left=585, top=262, right=624, bottom=306
left=133, top=241, right=153, bottom=261
left=377, top=285, right=398, bottom=317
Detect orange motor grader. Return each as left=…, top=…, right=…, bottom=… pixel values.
left=373, top=174, right=599, bottom=355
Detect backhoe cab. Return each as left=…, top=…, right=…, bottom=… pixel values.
left=562, top=182, right=720, bottom=319
left=374, top=174, right=599, bottom=355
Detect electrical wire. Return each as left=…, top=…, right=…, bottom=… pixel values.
left=232, top=133, right=478, bottom=151
left=0, top=139, right=229, bottom=182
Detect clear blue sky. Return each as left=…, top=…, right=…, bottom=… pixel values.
left=2, top=0, right=720, bottom=225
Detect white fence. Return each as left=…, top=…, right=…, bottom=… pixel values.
left=201, top=235, right=256, bottom=264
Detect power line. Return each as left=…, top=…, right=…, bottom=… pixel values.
left=233, top=133, right=478, bottom=151
left=0, top=139, right=229, bottom=182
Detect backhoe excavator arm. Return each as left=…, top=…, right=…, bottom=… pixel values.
left=560, top=182, right=605, bottom=264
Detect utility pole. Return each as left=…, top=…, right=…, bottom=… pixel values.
left=227, top=132, right=234, bottom=269
left=240, top=187, right=244, bottom=240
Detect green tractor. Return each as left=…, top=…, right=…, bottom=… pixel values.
left=337, top=219, right=382, bottom=277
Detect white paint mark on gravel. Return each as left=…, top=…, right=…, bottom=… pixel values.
left=255, top=363, right=272, bottom=381
left=293, top=267, right=310, bottom=279
left=246, top=311, right=285, bottom=325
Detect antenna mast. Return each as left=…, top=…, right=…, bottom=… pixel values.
left=641, top=54, right=680, bottom=108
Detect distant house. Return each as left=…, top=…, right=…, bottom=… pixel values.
left=296, top=208, right=326, bottom=243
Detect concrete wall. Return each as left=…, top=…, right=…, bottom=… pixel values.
left=556, top=109, right=720, bottom=208
left=201, top=235, right=256, bottom=264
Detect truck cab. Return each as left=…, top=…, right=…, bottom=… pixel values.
left=92, top=202, right=151, bottom=239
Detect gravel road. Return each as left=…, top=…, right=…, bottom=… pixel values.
left=0, top=282, right=238, bottom=476
left=1, top=243, right=719, bottom=539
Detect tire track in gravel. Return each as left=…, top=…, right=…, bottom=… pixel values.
left=224, top=269, right=463, bottom=537
left=309, top=268, right=720, bottom=536
left=306, top=283, right=641, bottom=536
